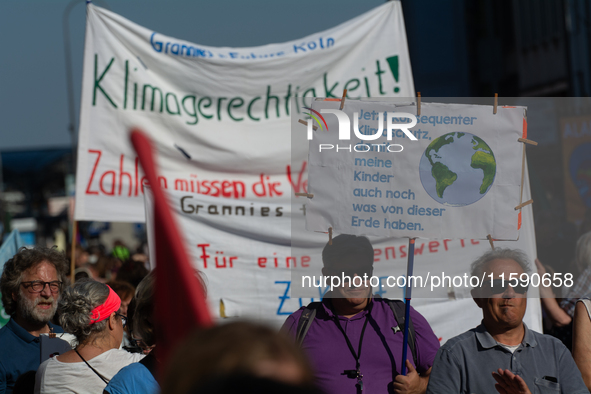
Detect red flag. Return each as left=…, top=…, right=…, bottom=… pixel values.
left=130, top=129, right=213, bottom=374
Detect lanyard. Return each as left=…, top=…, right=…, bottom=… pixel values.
left=74, top=348, right=110, bottom=385
left=333, top=313, right=370, bottom=391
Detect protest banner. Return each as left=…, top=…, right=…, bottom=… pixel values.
left=144, top=185, right=542, bottom=343
left=560, top=115, right=591, bottom=224
left=302, top=99, right=528, bottom=371
left=75, top=2, right=415, bottom=222
left=304, top=100, right=527, bottom=240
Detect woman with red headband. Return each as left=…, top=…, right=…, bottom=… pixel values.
left=34, top=279, right=144, bottom=393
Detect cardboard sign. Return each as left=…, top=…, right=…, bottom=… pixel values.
left=305, top=101, right=526, bottom=240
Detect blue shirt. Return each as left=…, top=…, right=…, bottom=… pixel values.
left=0, top=318, right=63, bottom=394
left=426, top=323, right=589, bottom=394
left=104, top=362, right=159, bottom=394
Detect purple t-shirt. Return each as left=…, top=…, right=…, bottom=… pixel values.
left=282, top=297, right=440, bottom=394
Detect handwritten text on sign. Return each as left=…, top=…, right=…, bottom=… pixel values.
left=305, top=101, right=526, bottom=240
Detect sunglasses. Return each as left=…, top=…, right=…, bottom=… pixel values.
left=482, top=279, right=528, bottom=295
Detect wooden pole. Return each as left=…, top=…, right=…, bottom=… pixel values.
left=70, top=220, right=77, bottom=284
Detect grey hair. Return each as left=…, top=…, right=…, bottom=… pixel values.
left=58, top=279, right=112, bottom=343
left=470, top=248, right=531, bottom=278
left=575, top=231, right=591, bottom=270
left=0, top=246, right=68, bottom=317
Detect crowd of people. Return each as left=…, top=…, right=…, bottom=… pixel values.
left=0, top=232, right=591, bottom=393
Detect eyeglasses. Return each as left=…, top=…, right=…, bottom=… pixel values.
left=115, top=312, right=128, bottom=328
left=20, top=281, right=62, bottom=294
left=482, top=279, right=529, bottom=295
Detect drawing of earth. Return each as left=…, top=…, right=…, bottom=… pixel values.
left=419, top=132, right=496, bottom=206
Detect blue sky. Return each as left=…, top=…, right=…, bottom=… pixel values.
left=0, top=0, right=385, bottom=151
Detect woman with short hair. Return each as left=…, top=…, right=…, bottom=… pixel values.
left=35, top=279, right=143, bottom=393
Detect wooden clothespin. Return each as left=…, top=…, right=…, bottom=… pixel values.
left=417, top=92, right=421, bottom=116
left=518, top=137, right=538, bottom=146
left=487, top=235, right=495, bottom=250
left=295, top=192, right=314, bottom=198
left=298, top=119, right=318, bottom=131
left=493, top=93, right=498, bottom=114
left=328, top=227, right=333, bottom=245
left=339, top=89, right=347, bottom=110
left=514, top=199, right=533, bottom=210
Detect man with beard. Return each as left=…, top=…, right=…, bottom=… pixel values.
left=0, top=247, right=68, bottom=394
left=426, top=248, right=588, bottom=394
left=282, top=235, right=440, bottom=394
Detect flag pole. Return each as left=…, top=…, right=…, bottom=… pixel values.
left=401, top=237, right=416, bottom=375
left=70, top=220, right=77, bottom=284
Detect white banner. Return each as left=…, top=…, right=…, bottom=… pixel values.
left=305, top=101, right=526, bottom=240
left=144, top=184, right=542, bottom=343
left=75, top=2, right=415, bottom=222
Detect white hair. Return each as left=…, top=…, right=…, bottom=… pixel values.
left=576, top=231, right=591, bottom=270
left=470, top=248, right=531, bottom=278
